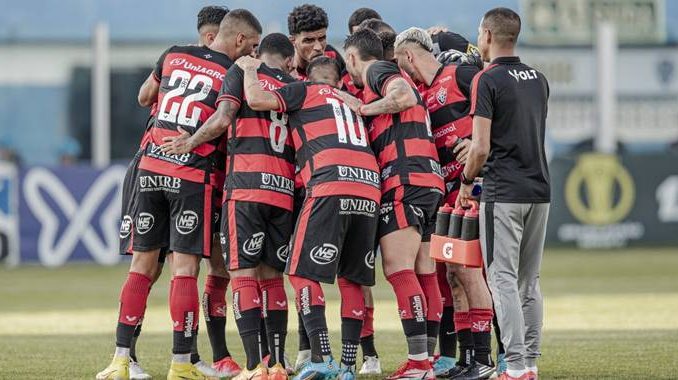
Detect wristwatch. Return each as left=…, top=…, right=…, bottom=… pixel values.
left=460, top=172, right=474, bottom=185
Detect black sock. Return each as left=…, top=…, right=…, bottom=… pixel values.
left=493, top=314, right=504, bottom=355
left=341, top=318, right=362, bottom=368
left=298, top=312, right=311, bottom=351
left=457, top=329, right=474, bottom=367
left=259, top=317, right=270, bottom=359
left=439, top=307, right=456, bottom=358
left=129, top=323, right=142, bottom=362
left=235, top=308, right=263, bottom=370
left=360, top=335, right=378, bottom=358
left=301, top=305, right=331, bottom=363
left=473, top=331, right=492, bottom=366
left=190, top=329, right=200, bottom=364
left=205, top=315, right=229, bottom=362
left=426, top=320, right=440, bottom=358
left=265, top=310, right=288, bottom=366
left=115, top=323, right=136, bottom=350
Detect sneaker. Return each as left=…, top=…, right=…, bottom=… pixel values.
left=263, top=354, right=294, bottom=375
left=358, top=355, right=381, bottom=375
left=268, top=363, right=289, bottom=380
left=129, top=360, right=151, bottom=380
left=233, top=364, right=268, bottom=380
left=338, top=365, right=356, bottom=380
left=213, top=356, right=242, bottom=377
left=293, top=350, right=311, bottom=373
left=167, top=362, right=208, bottom=380
left=451, top=362, right=495, bottom=380
left=293, top=356, right=339, bottom=380
left=495, top=354, right=507, bottom=377
left=433, top=356, right=457, bottom=377
left=386, top=359, right=435, bottom=380
left=96, top=356, right=130, bottom=380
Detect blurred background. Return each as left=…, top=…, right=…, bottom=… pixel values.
left=1, top=1, right=677, bottom=378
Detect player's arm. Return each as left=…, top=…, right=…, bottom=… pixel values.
left=138, top=72, right=159, bottom=107
left=360, top=77, right=417, bottom=115
left=237, top=57, right=281, bottom=111
left=160, top=100, right=239, bottom=154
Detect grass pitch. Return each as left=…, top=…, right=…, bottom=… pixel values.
left=1, top=248, right=678, bottom=379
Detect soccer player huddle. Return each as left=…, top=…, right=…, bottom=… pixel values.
left=98, top=4, right=544, bottom=380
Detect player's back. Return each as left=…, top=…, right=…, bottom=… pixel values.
left=141, top=45, right=233, bottom=183
left=276, top=81, right=381, bottom=203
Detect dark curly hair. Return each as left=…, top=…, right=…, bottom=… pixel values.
left=197, top=6, right=229, bottom=31
left=288, top=4, right=329, bottom=35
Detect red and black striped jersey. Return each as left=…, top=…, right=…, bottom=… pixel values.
left=272, top=82, right=381, bottom=203
left=419, top=63, right=479, bottom=185
left=139, top=45, right=233, bottom=185
left=292, top=44, right=346, bottom=81
left=216, top=64, right=297, bottom=211
left=362, top=61, right=444, bottom=195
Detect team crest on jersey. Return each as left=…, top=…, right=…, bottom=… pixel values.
left=243, top=232, right=265, bottom=256
left=310, top=243, right=338, bottom=265
left=436, top=87, right=447, bottom=105
left=318, top=87, right=333, bottom=95
left=175, top=210, right=198, bottom=235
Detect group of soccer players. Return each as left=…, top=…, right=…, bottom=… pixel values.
left=97, top=4, right=512, bottom=380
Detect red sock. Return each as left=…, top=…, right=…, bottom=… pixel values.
left=288, top=275, right=326, bottom=311
left=470, top=308, right=493, bottom=333
left=231, top=277, right=262, bottom=315
left=454, top=311, right=472, bottom=332
left=417, top=273, right=443, bottom=323
left=259, top=277, right=288, bottom=313
left=437, top=262, right=453, bottom=308
left=170, top=276, right=200, bottom=333
left=360, top=306, right=375, bottom=338
left=204, top=275, right=229, bottom=318
left=118, top=272, right=152, bottom=326
left=338, top=278, right=365, bottom=321
left=387, top=270, right=427, bottom=321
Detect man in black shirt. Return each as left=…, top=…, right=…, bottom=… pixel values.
left=456, top=7, right=550, bottom=380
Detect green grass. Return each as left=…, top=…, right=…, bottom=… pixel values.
left=1, top=249, right=678, bottom=379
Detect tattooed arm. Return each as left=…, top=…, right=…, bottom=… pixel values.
left=359, top=77, right=417, bottom=116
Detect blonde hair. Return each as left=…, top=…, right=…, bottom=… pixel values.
left=394, top=27, right=433, bottom=52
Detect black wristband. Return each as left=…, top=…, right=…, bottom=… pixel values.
left=460, top=172, right=474, bottom=185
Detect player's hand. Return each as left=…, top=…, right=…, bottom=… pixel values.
left=427, top=26, right=449, bottom=36
left=333, top=90, right=364, bottom=115
left=456, top=182, right=473, bottom=209
left=453, top=138, right=471, bottom=164
left=160, top=127, right=193, bottom=155
left=235, top=56, right=262, bottom=70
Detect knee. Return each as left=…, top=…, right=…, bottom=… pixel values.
left=172, top=254, right=201, bottom=277
left=130, top=252, right=160, bottom=278
left=257, top=263, right=282, bottom=280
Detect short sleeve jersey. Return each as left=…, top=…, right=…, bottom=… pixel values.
left=470, top=56, right=550, bottom=203
left=362, top=61, right=444, bottom=195
left=216, top=64, right=298, bottom=211
left=272, top=82, right=381, bottom=203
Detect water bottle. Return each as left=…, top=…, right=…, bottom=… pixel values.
left=460, top=206, right=479, bottom=241
left=435, top=204, right=453, bottom=236
left=448, top=207, right=465, bottom=238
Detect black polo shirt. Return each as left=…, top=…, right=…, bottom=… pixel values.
left=470, top=56, right=550, bottom=203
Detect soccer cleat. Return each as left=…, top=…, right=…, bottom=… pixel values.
left=96, top=355, right=130, bottom=380
left=358, top=355, right=382, bottom=375
left=167, top=361, right=209, bottom=380
left=495, top=354, right=507, bottom=377
left=193, top=360, right=223, bottom=379
left=386, top=359, right=435, bottom=380
left=338, top=365, right=356, bottom=380
left=213, top=356, right=242, bottom=377
left=268, top=363, right=289, bottom=380
left=129, top=360, right=152, bottom=380
left=449, top=362, right=495, bottom=380
left=437, top=364, right=469, bottom=379
left=293, top=356, right=339, bottom=380
left=433, top=356, right=457, bottom=377
left=263, top=354, right=294, bottom=375
left=293, top=350, right=311, bottom=373
left=233, top=364, right=268, bottom=380
left=497, top=371, right=537, bottom=380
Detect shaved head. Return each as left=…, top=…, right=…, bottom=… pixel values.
left=481, top=7, right=521, bottom=48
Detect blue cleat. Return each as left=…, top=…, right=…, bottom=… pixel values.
left=496, top=353, right=507, bottom=376
left=433, top=356, right=457, bottom=377
left=293, top=356, right=339, bottom=380
left=337, top=365, right=356, bottom=380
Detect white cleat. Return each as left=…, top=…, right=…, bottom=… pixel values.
left=293, top=349, right=311, bottom=373
left=358, top=355, right=382, bottom=375
left=129, top=360, right=152, bottom=380
left=193, top=360, right=221, bottom=379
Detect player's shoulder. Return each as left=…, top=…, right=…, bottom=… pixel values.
left=260, top=64, right=297, bottom=85
left=368, top=60, right=399, bottom=76
left=169, top=45, right=233, bottom=68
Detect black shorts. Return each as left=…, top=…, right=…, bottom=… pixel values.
left=221, top=200, right=293, bottom=272
left=132, top=169, right=213, bottom=256
left=379, top=186, right=443, bottom=242
left=286, top=195, right=379, bottom=286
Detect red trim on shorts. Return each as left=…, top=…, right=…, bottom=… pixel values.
left=228, top=201, right=239, bottom=270
left=289, top=198, right=314, bottom=275
left=394, top=187, right=408, bottom=229
left=203, top=184, right=212, bottom=257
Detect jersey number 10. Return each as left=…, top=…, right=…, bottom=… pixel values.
left=157, top=69, right=214, bottom=128
left=326, top=98, right=367, bottom=147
